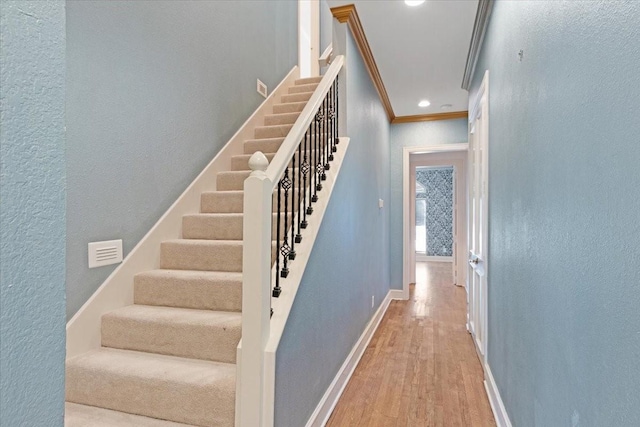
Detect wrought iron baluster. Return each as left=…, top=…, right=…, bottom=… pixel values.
left=316, top=106, right=324, bottom=191
left=273, top=179, right=282, bottom=297
left=324, top=96, right=330, bottom=172
left=336, top=75, right=339, bottom=146
left=280, top=169, right=291, bottom=278
left=329, top=86, right=335, bottom=161
left=312, top=107, right=319, bottom=202
left=289, top=152, right=296, bottom=260
left=294, top=139, right=307, bottom=237
left=304, top=128, right=313, bottom=216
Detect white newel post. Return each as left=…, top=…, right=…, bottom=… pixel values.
left=239, top=152, right=273, bottom=427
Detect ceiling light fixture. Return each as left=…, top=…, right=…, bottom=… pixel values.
left=440, top=104, right=453, bottom=110
left=405, top=0, right=426, bottom=6
left=418, top=100, right=431, bottom=108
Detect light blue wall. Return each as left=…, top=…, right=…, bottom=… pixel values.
left=389, top=119, right=468, bottom=287
left=470, top=1, right=640, bottom=425
left=275, top=31, right=391, bottom=426
left=66, top=1, right=297, bottom=319
left=0, top=1, right=66, bottom=425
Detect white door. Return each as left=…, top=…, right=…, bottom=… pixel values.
left=298, top=0, right=319, bottom=78
left=468, top=73, right=489, bottom=363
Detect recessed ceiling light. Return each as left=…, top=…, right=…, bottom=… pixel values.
left=405, top=0, right=426, bottom=6
left=418, top=100, right=431, bottom=108
left=440, top=104, right=453, bottom=110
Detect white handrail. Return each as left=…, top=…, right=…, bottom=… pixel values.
left=265, top=55, right=344, bottom=186
left=319, top=43, right=333, bottom=67
left=238, top=55, right=344, bottom=427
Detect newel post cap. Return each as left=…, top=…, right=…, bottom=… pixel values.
left=248, top=151, right=269, bottom=176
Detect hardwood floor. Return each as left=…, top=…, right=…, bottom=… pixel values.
left=326, top=262, right=496, bottom=427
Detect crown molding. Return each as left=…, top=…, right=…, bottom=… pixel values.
left=330, top=4, right=395, bottom=121
left=461, top=0, right=494, bottom=90
left=391, top=111, right=468, bottom=124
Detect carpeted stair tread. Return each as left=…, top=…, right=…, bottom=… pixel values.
left=183, top=212, right=293, bottom=241
left=66, top=348, right=236, bottom=427
left=282, top=92, right=313, bottom=103
left=295, top=76, right=323, bottom=85
left=244, top=137, right=285, bottom=155
left=200, top=190, right=302, bottom=214
left=217, top=168, right=301, bottom=191
left=134, top=270, right=242, bottom=312
left=200, top=191, right=245, bottom=213
left=102, top=305, right=241, bottom=363
left=273, top=101, right=307, bottom=114
left=160, top=239, right=277, bottom=272
left=65, top=402, right=195, bottom=427
left=160, top=240, right=243, bottom=272
left=231, top=152, right=276, bottom=171
left=254, top=123, right=293, bottom=139
left=288, top=83, right=318, bottom=94
left=264, top=112, right=301, bottom=126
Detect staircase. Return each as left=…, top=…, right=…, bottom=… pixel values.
left=64, top=76, right=323, bottom=427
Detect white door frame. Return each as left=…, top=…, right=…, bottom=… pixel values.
left=402, top=144, right=468, bottom=300
left=298, top=0, right=320, bottom=78
left=468, top=70, right=490, bottom=365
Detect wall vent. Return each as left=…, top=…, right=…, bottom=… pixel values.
left=257, top=79, right=268, bottom=98
left=88, top=239, right=123, bottom=268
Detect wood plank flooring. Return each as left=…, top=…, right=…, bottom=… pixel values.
left=326, top=262, right=496, bottom=427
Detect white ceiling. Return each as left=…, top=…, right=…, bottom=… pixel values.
left=326, top=0, right=478, bottom=117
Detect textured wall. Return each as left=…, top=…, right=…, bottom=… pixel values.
left=416, top=167, right=454, bottom=257
left=470, top=1, right=640, bottom=425
left=0, top=1, right=66, bottom=425
left=66, top=0, right=297, bottom=319
left=389, top=119, right=468, bottom=287
left=274, top=31, right=391, bottom=426
left=320, top=0, right=333, bottom=53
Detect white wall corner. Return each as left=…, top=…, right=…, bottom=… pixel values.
left=389, top=289, right=406, bottom=300
left=484, top=364, right=513, bottom=427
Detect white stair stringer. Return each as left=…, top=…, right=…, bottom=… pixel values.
left=64, top=71, right=328, bottom=426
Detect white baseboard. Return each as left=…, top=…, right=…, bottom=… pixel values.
left=305, top=290, right=394, bottom=427
left=484, top=363, right=512, bottom=427
left=416, top=255, right=453, bottom=262
left=389, top=289, right=406, bottom=300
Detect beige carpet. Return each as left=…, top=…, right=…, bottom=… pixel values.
left=65, top=76, right=323, bottom=427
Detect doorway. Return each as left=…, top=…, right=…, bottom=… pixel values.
left=298, top=0, right=319, bottom=78
left=402, top=144, right=468, bottom=300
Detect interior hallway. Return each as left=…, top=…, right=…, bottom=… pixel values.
left=326, top=262, right=495, bottom=426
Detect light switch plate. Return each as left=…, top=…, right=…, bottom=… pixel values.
left=378, top=199, right=384, bottom=209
